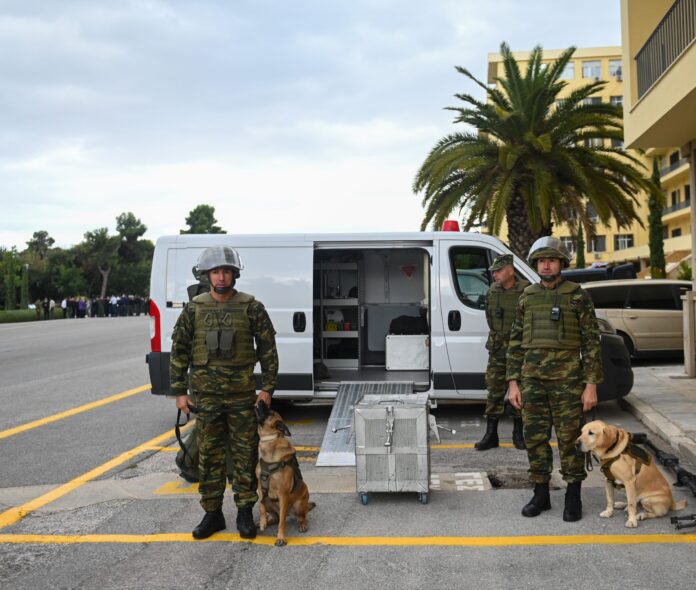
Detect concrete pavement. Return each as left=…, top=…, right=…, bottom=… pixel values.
left=622, top=364, right=696, bottom=467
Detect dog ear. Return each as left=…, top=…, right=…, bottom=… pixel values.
left=277, top=421, right=292, bottom=437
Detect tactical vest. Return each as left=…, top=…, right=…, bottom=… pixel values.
left=486, top=279, right=529, bottom=336
left=521, top=281, right=582, bottom=350
left=191, top=291, right=257, bottom=367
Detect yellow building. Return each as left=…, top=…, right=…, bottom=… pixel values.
left=487, top=44, right=692, bottom=275
left=621, top=0, right=696, bottom=277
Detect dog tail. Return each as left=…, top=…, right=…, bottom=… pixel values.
left=308, top=501, right=316, bottom=512
left=672, top=498, right=688, bottom=511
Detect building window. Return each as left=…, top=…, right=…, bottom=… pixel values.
left=561, top=62, right=575, bottom=80
left=686, top=184, right=691, bottom=203
left=614, top=234, right=634, bottom=250
left=610, top=95, right=623, bottom=107
left=582, top=60, right=602, bottom=79
left=587, top=203, right=599, bottom=220
left=588, top=235, right=606, bottom=252
left=671, top=189, right=680, bottom=207
left=583, top=97, right=602, bottom=105
left=663, top=226, right=669, bottom=239
left=609, top=60, right=622, bottom=78
left=560, top=236, right=576, bottom=255
left=611, top=138, right=624, bottom=148
left=672, top=228, right=682, bottom=238
left=584, top=138, right=604, bottom=148
left=669, top=151, right=680, bottom=166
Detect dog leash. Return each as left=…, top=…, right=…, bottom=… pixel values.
left=583, top=407, right=597, bottom=472
left=175, top=403, right=198, bottom=463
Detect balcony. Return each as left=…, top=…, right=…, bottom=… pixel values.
left=636, top=0, right=696, bottom=99
left=663, top=199, right=691, bottom=215
left=660, top=157, right=689, bottom=176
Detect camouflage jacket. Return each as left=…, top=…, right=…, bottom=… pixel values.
left=169, top=292, right=279, bottom=397
left=506, top=280, right=604, bottom=384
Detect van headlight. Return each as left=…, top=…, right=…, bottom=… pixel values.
left=596, top=318, right=616, bottom=334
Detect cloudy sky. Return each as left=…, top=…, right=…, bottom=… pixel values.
left=0, top=0, right=622, bottom=250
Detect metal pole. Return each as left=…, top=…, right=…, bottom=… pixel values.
left=685, top=142, right=696, bottom=376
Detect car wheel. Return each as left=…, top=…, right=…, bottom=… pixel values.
left=617, top=331, right=635, bottom=358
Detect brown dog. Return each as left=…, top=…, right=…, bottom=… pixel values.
left=256, top=410, right=315, bottom=546
left=577, top=420, right=687, bottom=528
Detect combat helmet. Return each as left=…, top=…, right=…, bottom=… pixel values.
left=527, top=236, right=571, bottom=268
left=196, top=246, right=244, bottom=278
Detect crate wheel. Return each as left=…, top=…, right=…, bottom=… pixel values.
left=418, top=492, right=429, bottom=504
left=360, top=493, right=369, bottom=505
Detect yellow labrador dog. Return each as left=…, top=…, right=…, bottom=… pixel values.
left=577, top=420, right=687, bottom=528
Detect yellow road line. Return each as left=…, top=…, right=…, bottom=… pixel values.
left=0, top=423, right=188, bottom=530
left=0, top=384, right=151, bottom=440
left=0, top=532, right=694, bottom=547
left=432, top=442, right=557, bottom=449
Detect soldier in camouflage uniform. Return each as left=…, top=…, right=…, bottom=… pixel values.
left=475, top=254, right=529, bottom=451
left=170, top=246, right=279, bottom=539
left=507, top=237, right=602, bottom=522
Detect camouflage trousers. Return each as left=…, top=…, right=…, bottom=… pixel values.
left=520, top=378, right=585, bottom=484
left=195, top=390, right=259, bottom=511
left=484, top=351, right=520, bottom=419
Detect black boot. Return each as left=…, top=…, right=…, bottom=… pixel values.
left=512, top=418, right=526, bottom=450
left=475, top=418, right=499, bottom=451
left=236, top=505, right=257, bottom=539
left=521, top=483, right=551, bottom=517
left=192, top=509, right=226, bottom=539
left=563, top=481, right=583, bottom=522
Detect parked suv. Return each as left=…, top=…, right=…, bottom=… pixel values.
left=583, top=279, right=691, bottom=357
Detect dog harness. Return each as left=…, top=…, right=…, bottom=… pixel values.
left=599, top=433, right=651, bottom=488
left=259, top=455, right=304, bottom=496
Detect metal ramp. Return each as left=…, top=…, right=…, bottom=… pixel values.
left=315, top=381, right=415, bottom=467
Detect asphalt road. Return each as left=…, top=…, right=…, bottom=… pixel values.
left=0, top=317, right=694, bottom=589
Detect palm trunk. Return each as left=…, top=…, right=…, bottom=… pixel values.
left=506, top=192, right=553, bottom=262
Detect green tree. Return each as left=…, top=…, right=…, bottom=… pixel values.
left=78, top=228, right=120, bottom=298
left=20, top=263, right=29, bottom=308
left=180, top=204, right=226, bottom=234
left=648, top=159, right=666, bottom=278
left=3, top=250, right=17, bottom=310
left=575, top=226, right=586, bottom=269
left=116, top=212, right=148, bottom=263
left=26, top=230, right=55, bottom=261
left=414, top=43, right=655, bottom=258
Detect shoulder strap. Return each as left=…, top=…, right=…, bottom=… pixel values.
left=191, top=292, right=215, bottom=304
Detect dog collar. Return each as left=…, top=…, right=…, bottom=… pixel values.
left=260, top=434, right=280, bottom=442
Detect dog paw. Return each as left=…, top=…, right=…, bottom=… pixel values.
left=599, top=509, right=614, bottom=518
left=637, top=512, right=647, bottom=521
left=614, top=502, right=627, bottom=509
left=298, top=523, right=308, bottom=533
left=275, top=537, right=287, bottom=547
left=625, top=519, right=637, bottom=528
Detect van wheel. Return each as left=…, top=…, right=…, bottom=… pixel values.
left=618, top=331, right=635, bottom=358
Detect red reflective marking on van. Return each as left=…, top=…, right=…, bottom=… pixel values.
left=149, top=299, right=161, bottom=352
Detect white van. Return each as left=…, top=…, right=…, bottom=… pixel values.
left=146, top=230, right=633, bottom=402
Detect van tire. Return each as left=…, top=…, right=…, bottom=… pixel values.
left=617, top=331, right=635, bottom=358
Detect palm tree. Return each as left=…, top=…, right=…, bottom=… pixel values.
left=414, top=43, right=656, bottom=258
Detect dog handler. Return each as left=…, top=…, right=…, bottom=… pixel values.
left=170, top=246, right=278, bottom=539
left=475, top=253, right=529, bottom=451
left=506, top=237, right=602, bottom=522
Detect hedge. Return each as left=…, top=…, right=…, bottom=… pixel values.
left=0, top=308, right=64, bottom=323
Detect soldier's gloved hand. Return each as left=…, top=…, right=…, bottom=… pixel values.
left=507, top=381, right=523, bottom=410
left=176, top=395, right=192, bottom=415
left=254, top=400, right=270, bottom=424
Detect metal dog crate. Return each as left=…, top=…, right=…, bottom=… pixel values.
left=354, top=392, right=431, bottom=504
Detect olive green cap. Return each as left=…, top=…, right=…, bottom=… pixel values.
left=488, top=254, right=514, bottom=272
